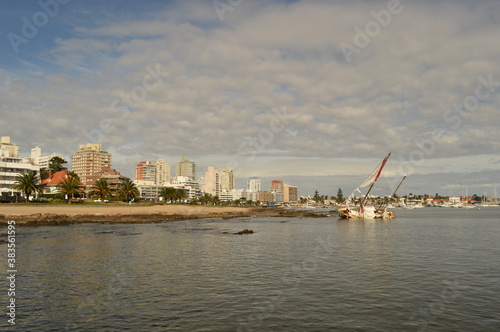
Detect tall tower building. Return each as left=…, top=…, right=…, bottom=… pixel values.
left=271, top=180, right=284, bottom=193
left=71, top=143, right=112, bottom=189
left=204, top=166, right=220, bottom=197
left=176, top=156, right=195, bottom=180
left=219, top=168, right=234, bottom=191
left=135, top=161, right=156, bottom=182
left=156, top=159, right=171, bottom=185
left=247, top=178, right=261, bottom=192
left=284, top=184, right=298, bottom=204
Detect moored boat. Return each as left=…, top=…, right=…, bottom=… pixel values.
left=337, top=153, right=399, bottom=220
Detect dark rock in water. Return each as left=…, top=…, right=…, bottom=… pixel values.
left=235, top=229, right=254, bottom=235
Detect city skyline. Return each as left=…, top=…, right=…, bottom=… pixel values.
left=1, top=0, right=500, bottom=196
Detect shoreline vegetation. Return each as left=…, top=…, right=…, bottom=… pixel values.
left=0, top=204, right=332, bottom=226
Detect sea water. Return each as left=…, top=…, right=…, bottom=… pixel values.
left=1, top=207, right=499, bottom=331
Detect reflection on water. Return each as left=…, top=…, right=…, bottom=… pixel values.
left=1, top=208, right=499, bottom=331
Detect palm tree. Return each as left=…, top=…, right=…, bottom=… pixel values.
left=211, top=195, right=221, bottom=206
left=119, top=179, right=139, bottom=203
left=13, top=172, right=43, bottom=202
left=174, top=188, right=187, bottom=203
left=56, top=175, right=83, bottom=203
left=91, top=178, right=112, bottom=202
left=159, top=187, right=175, bottom=203
left=199, top=193, right=212, bottom=205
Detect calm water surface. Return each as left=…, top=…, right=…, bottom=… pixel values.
left=1, top=207, right=499, bottom=331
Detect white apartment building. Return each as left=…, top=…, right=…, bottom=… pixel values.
left=0, top=137, right=40, bottom=194
left=155, top=159, right=171, bottom=185
left=169, top=176, right=201, bottom=200
left=133, top=180, right=163, bottom=201
left=204, top=166, right=220, bottom=197
left=219, top=168, right=234, bottom=191
left=219, top=189, right=246, bottom=202
left=31, top=146, right=64, bottom=170
left=247, top=178, right=261, bottom=192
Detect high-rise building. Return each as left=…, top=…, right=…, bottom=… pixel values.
left=247, top=178, right=261, bottom=192
left=135, top=161, right=157, bottom=182
left=31, top=146, right=64, bottom=171
left=219, top=168, right=234, bottom=191
left=71, top=143, right=112, bottom=189
left=271, top=180, right=284, bottom=193
left=284, top=184, right=298, bottom=204
left=176, top=156, right=195, bottom=180
left=135, top=160, right=171, bottom=185
left=204, top=166, right=220, bottom=197
left=156, top=159, right=171, bottom=185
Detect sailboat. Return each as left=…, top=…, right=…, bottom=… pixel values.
left=337, top=153, right=397, bottom=220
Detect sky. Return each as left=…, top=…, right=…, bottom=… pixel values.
left=1, top=0, right=500, bottom=197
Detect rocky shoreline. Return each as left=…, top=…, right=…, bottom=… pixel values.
left=0, top=207, right=333, bottom=226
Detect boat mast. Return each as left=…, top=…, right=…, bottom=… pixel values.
left=379, top=175, right=406, bottom=209
left=359, top=153, right=391, bottom=207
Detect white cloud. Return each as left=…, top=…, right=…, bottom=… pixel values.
left=1, top=0, right=500, bottom=194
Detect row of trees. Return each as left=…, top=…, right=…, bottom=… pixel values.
left=12, top=172, right=141, bottom=203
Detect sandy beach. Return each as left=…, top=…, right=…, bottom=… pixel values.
left=0, top=204, right=247, bottom=216
left=0, top=204, right=329, bottom=225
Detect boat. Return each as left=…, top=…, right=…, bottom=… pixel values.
left=337, top=153, right=398, bottom=220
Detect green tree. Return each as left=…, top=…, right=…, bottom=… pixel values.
left=313, top=190, right=320, bottom=202
left=336, top=188, right=344, bottom=203
left=56, top=175, right=83, bottom=203
left=39, top=168, right=50, bottom=181
left=48, top=156, right=68, bottom=173
left=173, top=188, right=187, bottom=203
left=13, top=172, right=43, bottom=202
left=159, top=187, right=176, bottom=203
left=199, top=193, right=213, bottom=205
left=91, top=178, right=112, bottom=202
left=119, top=179, right=139, bottom=203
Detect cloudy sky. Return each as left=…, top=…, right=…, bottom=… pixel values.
left=1, top=0, right=499, bottom=197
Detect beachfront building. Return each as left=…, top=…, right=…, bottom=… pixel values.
left=258, top=191, right=274, bottom=204
left=0, top=136, right=40, bottom=196
left=284, top=184, right=299, bottom=205
left=204, top=166, right=220, bottom=197
left=246, top=178, right=261, bottom=202
left=134, top=180, right=163, bottom=201
left=0, top=136, right=20, bottom=158
left=271, top=180, right=284, bottom=193
left=156, top=159, right=171, bottom=185
left=169, top=176, right=201, bottom=201
left=100, top=167, right=128, bottom=193
left=220, top=168, right=235, bottom=191
left=41, top=170, right=70, bottom=194
left=247, top=178, right=261, bottom=192
left=135, top=161, right=157, bottom=182
left=71, top=143, right=112, bottom=189
left=176, top=156, right=196, bottom=181
left=30, top=146, right=64, bottom=171
left=219, top=189, right=246, bottom=202
left=135, top=159, right=171, bottom=186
